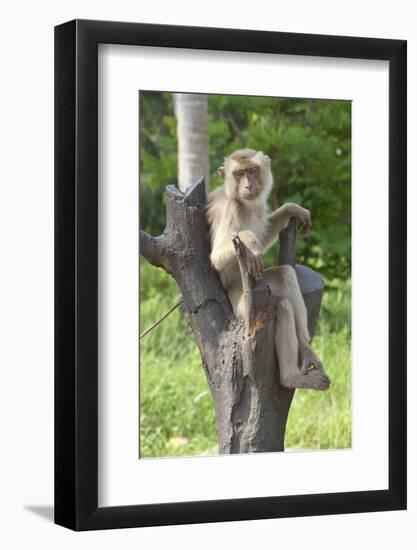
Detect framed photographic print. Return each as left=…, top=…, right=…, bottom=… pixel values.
left=55, top=19, right=406, bottom=531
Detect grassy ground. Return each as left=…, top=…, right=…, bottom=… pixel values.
left=139, top=260, right=351, bottom=458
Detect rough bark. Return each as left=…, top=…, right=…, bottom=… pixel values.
left=140, top=179, right=324, bottom=454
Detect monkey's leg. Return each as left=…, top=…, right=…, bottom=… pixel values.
left=265, top=267, right=330, bottom=387
left=275, top=296, right=329, bottom=390
left=227, top=284, right=245, bottom=319
left=264, top=266, right=310, bottom=341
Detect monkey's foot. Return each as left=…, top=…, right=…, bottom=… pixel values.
left=299, top=346, right=324, bottom=375
left=280, top=368, right=330, bottom=391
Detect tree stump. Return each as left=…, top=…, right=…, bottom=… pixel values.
left=140, top=178, right=324, bottom=453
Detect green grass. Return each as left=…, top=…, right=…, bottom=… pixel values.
left=139, top=261, right=351, bottom=458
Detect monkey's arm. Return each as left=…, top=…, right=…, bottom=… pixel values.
left=211, top=230, right=263, bottom=278
left=263, top=203, right=311, bottom=251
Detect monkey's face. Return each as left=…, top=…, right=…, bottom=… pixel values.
left=220, top=150, right=273, bottom=202
left=222, top=159, right=263, bottom=201
left=233, top=165, right=263, bottom=201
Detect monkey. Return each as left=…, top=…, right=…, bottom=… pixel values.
left=207, top=148, right=330, bottom=391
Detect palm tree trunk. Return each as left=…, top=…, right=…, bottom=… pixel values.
left=174, top=93, right=209, bottom=192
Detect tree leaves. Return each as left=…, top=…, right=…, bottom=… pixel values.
left=139, top=92, right=351, bottom=281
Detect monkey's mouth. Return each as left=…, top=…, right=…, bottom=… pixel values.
left=241, top=190, right=259, bottom=200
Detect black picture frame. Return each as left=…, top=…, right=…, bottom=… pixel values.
left=55, top=19, right=407, bottom=531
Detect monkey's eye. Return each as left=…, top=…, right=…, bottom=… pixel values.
left=233, top=170, right=244, bottom=179
left=249, top=167, right=260, bottom=175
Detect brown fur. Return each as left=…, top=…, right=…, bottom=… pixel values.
left=207, top=149, right=330, bottom=391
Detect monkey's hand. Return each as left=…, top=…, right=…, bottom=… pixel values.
left=232, top=231, right=264, bottom=279
left=289, top=204, right=312, bottom=235
left=245, top=246, right=264, bottom=279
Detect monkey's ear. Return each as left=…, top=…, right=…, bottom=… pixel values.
left=218, top=166, right=225, bottom=179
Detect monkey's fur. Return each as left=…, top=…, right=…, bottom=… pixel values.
left=207, top=148, right=330, bottom=390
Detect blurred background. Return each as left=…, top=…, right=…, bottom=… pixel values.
left=139, top=92, right=351, bottom=458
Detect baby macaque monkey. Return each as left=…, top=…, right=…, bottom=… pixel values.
left=207, top=148, right=330, bottom=390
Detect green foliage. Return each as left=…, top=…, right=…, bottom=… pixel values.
left=140, top=261, right=218, bottom=457
left=139, top=92, right=178, bottom=236
left=140, top=262, right=351, bottom=458
left=140, top=92, right=351, bottom=280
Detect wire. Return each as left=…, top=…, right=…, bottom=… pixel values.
left=139, top=299, right=183, bottom=339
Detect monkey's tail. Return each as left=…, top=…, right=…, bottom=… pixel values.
left=140, top=298, right=183, bottom=339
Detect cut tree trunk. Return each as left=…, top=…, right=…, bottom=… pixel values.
left=140, top=178, right=323, bottom=453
